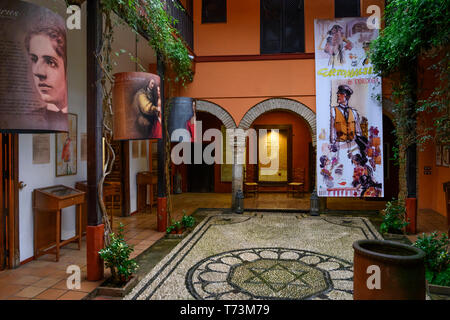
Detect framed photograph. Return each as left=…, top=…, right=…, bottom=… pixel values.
left=436, top=144, right=442, bottom=166
left=56, top=113, right=77, bottom=176
left=443, top=145, right=450, bottom=168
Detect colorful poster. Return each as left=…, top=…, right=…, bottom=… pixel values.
left=0, top=0, right=68, bottom=133
left=113, top=72, right=162, bottom=140
left=314, top=18, right=383, bottom=197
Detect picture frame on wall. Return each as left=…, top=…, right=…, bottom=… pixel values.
left=443, top=145, right=450, bottom=168
left=436, top=144, right=442, bottom=166
left=56, top=113, right=77, bottom=177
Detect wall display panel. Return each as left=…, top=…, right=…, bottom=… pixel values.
left=314, top=17, right=383, bottom=197
left=56, top=113, right=77, bottom=176
left=0, top=0, right=68, bottom=133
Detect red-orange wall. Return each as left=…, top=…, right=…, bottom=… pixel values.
left=173, top=1, right=450, bottom=219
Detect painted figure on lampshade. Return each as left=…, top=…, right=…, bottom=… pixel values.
left=185, top=99, right=197, bottom=142
left=134, top=78, right=159, bottom=137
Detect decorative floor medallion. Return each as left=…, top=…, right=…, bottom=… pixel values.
left=125, top=213, right=382, bottom=300
left=186, top=248, right=353, bottom=300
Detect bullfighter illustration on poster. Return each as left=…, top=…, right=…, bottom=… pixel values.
left=314, top=17, right=383, bottom=197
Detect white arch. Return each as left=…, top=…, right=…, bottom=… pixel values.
left=238, top=98, right=316, bottom=146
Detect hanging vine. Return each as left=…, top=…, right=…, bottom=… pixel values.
left=94, top=0, right=193, bottom=243
left=101, top=0, right=193, bottom=85
left=95, top=8, right=115, bottom=245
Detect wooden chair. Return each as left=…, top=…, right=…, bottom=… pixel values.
left=244, top=165, right=258, bottom=198
left=287, top=168, right=305, bottom=197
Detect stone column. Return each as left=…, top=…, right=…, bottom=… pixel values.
left=231, top=130, right=246, bottom=211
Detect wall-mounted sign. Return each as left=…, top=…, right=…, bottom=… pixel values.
left=113, top=72, right=162, bottom=140
left=0, top=0, right=68, bottom=133
left=314, top=17, right=384, bottom=198
left=56, top=113, right=77, bottom=176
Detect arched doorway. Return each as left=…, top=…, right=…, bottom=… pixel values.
left=234, top=98, right=316, bottom=206
left=172, top=100, right=236, bottom=193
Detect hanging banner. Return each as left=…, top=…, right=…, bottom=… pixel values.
left=314, top=18, right=383, bottom=197
left=113, top=72, right=162, bottom=140
left=0, top=0, right=68, bottom=133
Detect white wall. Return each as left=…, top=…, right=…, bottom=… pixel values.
left=18, top=0, right=156, bottom=261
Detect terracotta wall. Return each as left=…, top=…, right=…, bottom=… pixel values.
left=172, top=1, right=450, bottom=220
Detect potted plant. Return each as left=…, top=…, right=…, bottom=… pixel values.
left=97, top=223, right=139, bottom=297
left=174, top=220, right=183, bottom=234
left=181, top=214, right=195, bottom=230
left=413, top=232, right=450, bottom=295
left=380, top=199, right=410, bottom=238
left=166, top=224, right=176, bottom=234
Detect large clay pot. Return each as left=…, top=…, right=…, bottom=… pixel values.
left=353, top=239, right=426, bottom=300
left=168, top=97, right=195, bottom=142
left=113, top=72, right=161, bottom=140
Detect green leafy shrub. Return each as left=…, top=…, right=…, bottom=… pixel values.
left=380, top=200, right=409, bottom=234
left=99, top=223, right=139, bottom=285
left=413, top=232, right=449, bottom=286
left=166, top=225, right=175, bottom=234
left=181, top=214, right=195, bottom=229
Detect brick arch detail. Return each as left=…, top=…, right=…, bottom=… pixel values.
left=238, top=98, right=317, bottom=146
left=196, top=100, right=237, bottom=129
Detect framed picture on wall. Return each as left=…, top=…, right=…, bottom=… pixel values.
left=56, top=113, right=77, bottom=177
left=443, top=145, right=450, bottom=167
left=436, top=144, right=442, bottom=166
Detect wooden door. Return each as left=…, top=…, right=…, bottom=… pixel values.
left=0, top=133, right=19, bottom=270
left=0, top=134, right=5, bottom=270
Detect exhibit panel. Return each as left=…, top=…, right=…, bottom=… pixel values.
left=0, top=0, right=68, bottom=133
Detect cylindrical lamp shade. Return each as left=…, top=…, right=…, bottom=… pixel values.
left=168, top=97, right=196, bottom=142
left=0, top=0, right=68, bottom=133
left=113, top=72, right=162, bottom=140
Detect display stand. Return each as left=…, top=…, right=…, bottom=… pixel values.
left=33, top=185, right=85, bottom=262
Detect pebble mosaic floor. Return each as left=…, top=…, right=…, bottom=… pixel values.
left=125, top=212, right=383, bottom=300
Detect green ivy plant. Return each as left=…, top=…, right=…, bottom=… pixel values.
left=380, top=199, right=409, bottom=234
left=370, top=0, right=450, bottom=203
left=101, top=0, right=193, bottom=85
left=181, top=214, right=195, bottom=229
left=99, top=223, right=139, bottom=285
left=413, top=232, right=450, bottom=287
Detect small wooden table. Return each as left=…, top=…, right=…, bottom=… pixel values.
left=137, top=171, right=157, bottom=213
left=33, top=185, right=85, bottom=262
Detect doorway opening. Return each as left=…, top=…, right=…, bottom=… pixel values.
left=1, top=133, right=19, bottom=270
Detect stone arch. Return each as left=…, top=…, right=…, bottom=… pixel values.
left=196, top=100, right=237, bottom=129
left=238, top=98, right=317, bottom=146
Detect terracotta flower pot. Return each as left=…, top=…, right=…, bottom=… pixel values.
left=353, top=239, right=426, bottom=300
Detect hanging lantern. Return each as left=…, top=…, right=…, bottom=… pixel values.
left=113, top=72, right=162, bottom=140
left=168, top=97, right=196, bottom=142
left=0, top=0, right=68, bottom=133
